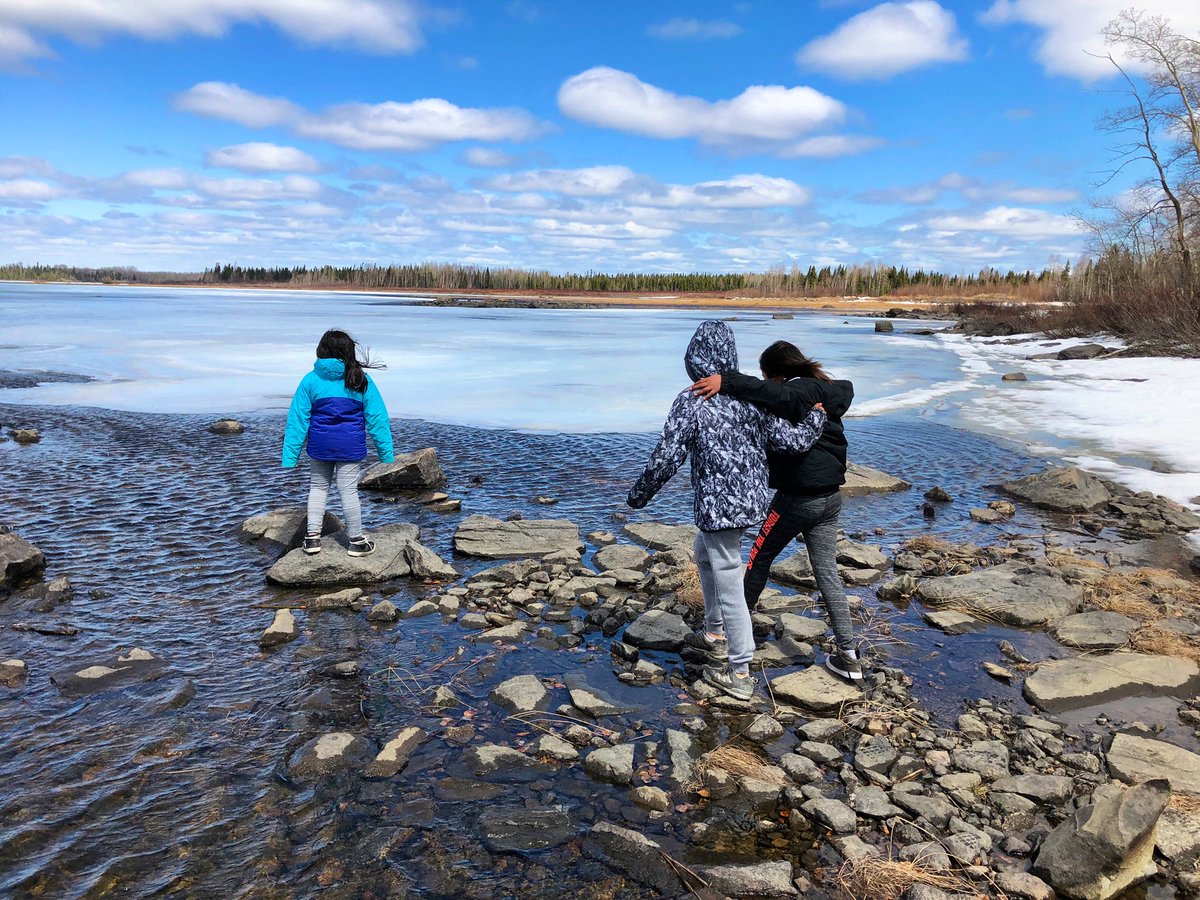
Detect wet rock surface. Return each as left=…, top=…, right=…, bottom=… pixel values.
left=452, top=515, right=583, bottom=559
left=266, top=524, right=430, bottom=586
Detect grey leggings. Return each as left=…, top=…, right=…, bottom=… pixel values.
left=695, top=528, right=755, bottom=675
left=308, top=460, right=363, bottom=538
left=744, top=491, right=857, bottom=654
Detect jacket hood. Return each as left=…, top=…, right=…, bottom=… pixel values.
left=685, top=320, right=738, bottom=381
left=821, top=379, right=854, bottom=418
left=314, top=358, right=346, bottom=380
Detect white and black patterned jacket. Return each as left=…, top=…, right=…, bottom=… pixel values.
left=628, top=321, right=827, bottom=531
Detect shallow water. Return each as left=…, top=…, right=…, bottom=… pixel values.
left=2, top=399, right=1171, bottom=898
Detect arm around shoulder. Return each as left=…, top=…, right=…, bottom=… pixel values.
left=721, top=371, right=822, bottom=422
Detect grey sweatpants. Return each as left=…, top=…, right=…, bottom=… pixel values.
left=695, top=528, right=754, bottom=675
left=308, top=460, right=363, bottom=538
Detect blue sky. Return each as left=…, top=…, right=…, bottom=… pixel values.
left=2, top=0, right=1197, bottom=275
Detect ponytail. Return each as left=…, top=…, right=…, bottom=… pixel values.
left=315, top=329, right=385, bottom=393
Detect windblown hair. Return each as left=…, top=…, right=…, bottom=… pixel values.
left=315, top=329, right=384, bottom=393
left=759, top=340, right=832, bottom=382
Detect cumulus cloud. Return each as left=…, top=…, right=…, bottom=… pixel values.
left=981, top=0, right=1200, bottom=81
left=557, top=67, right=859, bottom=155
left=205, top=142, right=320, bottom=173
left=0, top=0, right=426, bottom=68
left=797, top=1, right=968, bottom=80
left=930, top=206, right=1083, bottom=238
left=0, top=178, right=61, bottom=201
left=857, top=173, right=1079, bottom=206
left=460, top=147, right=519, bottom=168
left=176, top=82, right=547, bottom=152
left=646, top=18, right=741, bottom=40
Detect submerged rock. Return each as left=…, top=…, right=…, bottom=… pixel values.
left=915, top=560, right=1082, bottom=627
left=582, top=822, right=683, bottom=895
left=1023, top=652, right=1200, bottom=713
left=1002, top=466, right=1112, bottom=513
left=463, top=743, right=552, bottom=781
left=358, top=448, right=446, bottom=492
left=478, top=806, right=577, bottom=852
left=698, top=861, right=798, bottom=897
left=266, top=524, right=425, bottom=586
left=1033, top=780, right=1169, bottom=900
left=453, top=515, right=583, bottom=559
left=565, top=673, right=638, bottom=717
left=51, top=647, right=166, bottom=695
left=363, top=727, right=426, bottom=778
left=289, top=732, right=375, bottom=778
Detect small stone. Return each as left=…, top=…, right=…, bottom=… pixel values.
left=583, top=743, right=635, bottom=785
left=259, top=609, right=298, bottom=648
left=802, top=797, right=856, bottom=833
left=366, top=599, right=399, bottom=622
left=630, top=786, right=671, bottom=813
left=924, top=486, right=953, bottom=502
left=1002, top=372, right=1028, bottom=382
left=363, top=727, right=426, bottom=777
left=490, top=674, right=550, bottom=714
left=0, top=659, right=27, bottom=687
left=208, top=418, right=244, bottom=435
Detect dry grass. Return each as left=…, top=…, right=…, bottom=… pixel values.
left=1169, top=792, right=1200, bottom=814
left=692, top=741, right=783, bottom=787
left=901, top=537, right=997, bottom=576
left=1130, top=625, right=1200, bottom=663
left=676, top=564, right=704, bottom=609
left=853, top=603, right=918, bottom=657
left=834, top=855, right=977, bottom=900
left=1047, top=553, right=1107, bottom=571
left=1087, top=568, right=1200, bottom=621
left=904, top=536, right=955, bottom=555
left=841, top=697, right=928, bottom=735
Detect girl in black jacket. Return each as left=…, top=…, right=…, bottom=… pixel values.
left=691, top=340, right=863, bottom=682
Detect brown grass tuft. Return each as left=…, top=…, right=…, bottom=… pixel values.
left=692, top=741, right=782, bottom=786
left=904, top=536, right=955, bottom=555
left=676, top=564, right=704, bottom=609
left=1169, top=792, right=1200, bottom=814
left=834, top=854, right=976, bottom=900
left=1087, top=568, right=1200, bottom=621
left=1130, top=625, right=1200, bottom=663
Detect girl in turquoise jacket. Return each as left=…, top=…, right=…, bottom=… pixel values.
left=284, top=330, right=394, bottom=557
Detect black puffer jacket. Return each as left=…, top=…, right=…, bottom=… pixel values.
left=628, top=322, right=827, bottom=531
left=720, top=371, right=854, bottom=496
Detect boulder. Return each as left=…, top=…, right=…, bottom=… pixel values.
left=366, top=599, right=399, bottom=622
left=1023, top=653, right=1200, bottom=713
left=359, top=448, right=446, bottom=492
left=403, top=540, right=459, bottom=580
left=769, top=666, right=861, bottom=712
left=622, top=521, right=698, bottom=551
left=50, top=647, right=166, bottom=695
left=10, top=427, right=41, bottom=444
left=875, top=320, right=894, bottom=333
left=565, top=673, right=639, bottom=717
left=777, top=613, right=827, bottom=643
left=583, top=822, right=683, bottom=895
left=1, top=532, right=46, bottom=595
left=771, top=550, right=815, bottom=588
left=463, top=744, right=553, bottom=782
left=1057, top=343, right=1109, bottom=360
left=239, top=507, right=341, bottom=554
left=208, top=418, right=244, bottom=435
left=583, top=744, right=635, bottom=785
left=266, top=524, right=421, bottom=586
left=363, top=727, right=426, bottom=777
left=1002, top=467, right=1112, bottom=513
left=593, top=543, right=649, bottom=572
left=535, top=734, right=579, bottom=762
left=842, top=462, right=911, bottom=496
left=836, top=539, right=889, bottom=570
left=478, top=806, right=577, bottom=852
left=1002, top=372, right=1028, bottom=382
left=698, top=861, right=797, bottom=897
left=289, top=732, right=375, bottom=778
left=490, top=674, right=549, bottom=714
left=453, top=515, right=583, bottom=559
left=259, top=609, right=298, bottom=649
left=915, top=561, right=1082, bottom=627
left=1107, top=733, right=1200, bottom=795
left=991, top=774, right=1075, bottom=805
left=0, top=659, right=27, bottom=687
left=1053, top=611, right=1136, bottom=650
left=622, top=609, right=690, bottom=651
left=1033, top=780, right=1169, bottom=900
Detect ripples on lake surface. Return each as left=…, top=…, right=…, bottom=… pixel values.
left=0, top=404, right=1096, bottom=897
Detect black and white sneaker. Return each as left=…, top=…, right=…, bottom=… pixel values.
left=347, top=536, right=376, bottom=557
left=824, top=649, right=865, bottom=682
left=702, top=665, right=757, bottom=702
left=685, top=630, right=730, bottom=664
left=302, top=534, right=322, bottom=555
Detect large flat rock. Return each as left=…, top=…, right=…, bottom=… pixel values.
left=1002, top=466, right=1112, bottom=513
left=842, top=462, right=911, bottom=496
left=623, top=609, right=690, bottom=651
left=1053, top=611, right=1136, bottom=650
left=266, top=524, right=421, bottom=586
left=622, top=522, right=698, bottom=551
left=453, top=515, right=583, bottom=559
left=915, top=561, right=1083, bottom=627
left=769, top=666, right=862, bottom=712
left=1107, top=734, right=1200, bottom=795
left=1023, top=653, right=1200, bottom=713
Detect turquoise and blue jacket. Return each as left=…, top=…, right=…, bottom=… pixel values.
left=283, top=359, right=395, bottom=467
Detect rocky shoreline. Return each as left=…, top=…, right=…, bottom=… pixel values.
left=4, top=432, right=1200, bottom=898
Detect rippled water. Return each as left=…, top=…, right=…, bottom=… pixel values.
left=1, top=397, right=1126, bottom=898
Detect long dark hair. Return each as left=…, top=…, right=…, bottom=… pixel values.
left=315, top=329, right=384, bottom=393
left=759, top=340, right=832, bottom=382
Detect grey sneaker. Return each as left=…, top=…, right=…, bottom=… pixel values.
left=825, top=650, right=864, bottom=682
left=685, top=630, right=730, bottom=663
left=702, top=665, right=757, bottom=702
left=347, top=536, right=376, bottom=557
left=302, top=534, right=322, bottom=555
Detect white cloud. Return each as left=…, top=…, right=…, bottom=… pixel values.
left=797, top=1, right=968, bottom=80
left=981, top=0, right=1200, bottom=81
left=205, top=142, right=320, bottom=173
left=930, top=206, right=1083, bottom=238
left=557, top=67, right=850, bottom=153
left=175, top=82, right=300, bottom=128
left=196, top=175, right=324, bottom=201
left=487, top=165, right=640, bottom=197
left=461, top=147, right=519, bottom=168
left=787, top=135, right=885, bottom=158
left=176, top=82, right=547, bottom=152
left=646, top=18, right=741, bottom=40
left=858, top=173, right=1079, bottom=206
left=0, top=178, right=61, bottom=201
left=0, top=22, right=50, bottom=69
left=0, top=0, right=425, bottom=68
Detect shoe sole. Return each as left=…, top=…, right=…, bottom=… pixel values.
left=347, top=548, right=375, bottom=557
left=701, top=668, right=754, bottom=702
left=303, top=547, right=322, bottom=555
left=824, top=657, right=864, bottom=682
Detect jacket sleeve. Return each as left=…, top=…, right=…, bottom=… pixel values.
left=282, top=377, right=313, bottom=468
left=363, top=377, right=395, bottom=463
left=765, top=406, right=827, bottom=455
left=627, top=393, right=695, bottom=509
left=721, top=371, right=822, bottom=423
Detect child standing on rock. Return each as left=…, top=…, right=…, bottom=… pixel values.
left=283, top=329, right=394, bottom=557
left=627, top=321, right=826, bottom=702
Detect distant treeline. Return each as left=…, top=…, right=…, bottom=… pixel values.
left=200, top=261, right=1065, bottom=297
left=0, top=263, right=200, bottom=284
